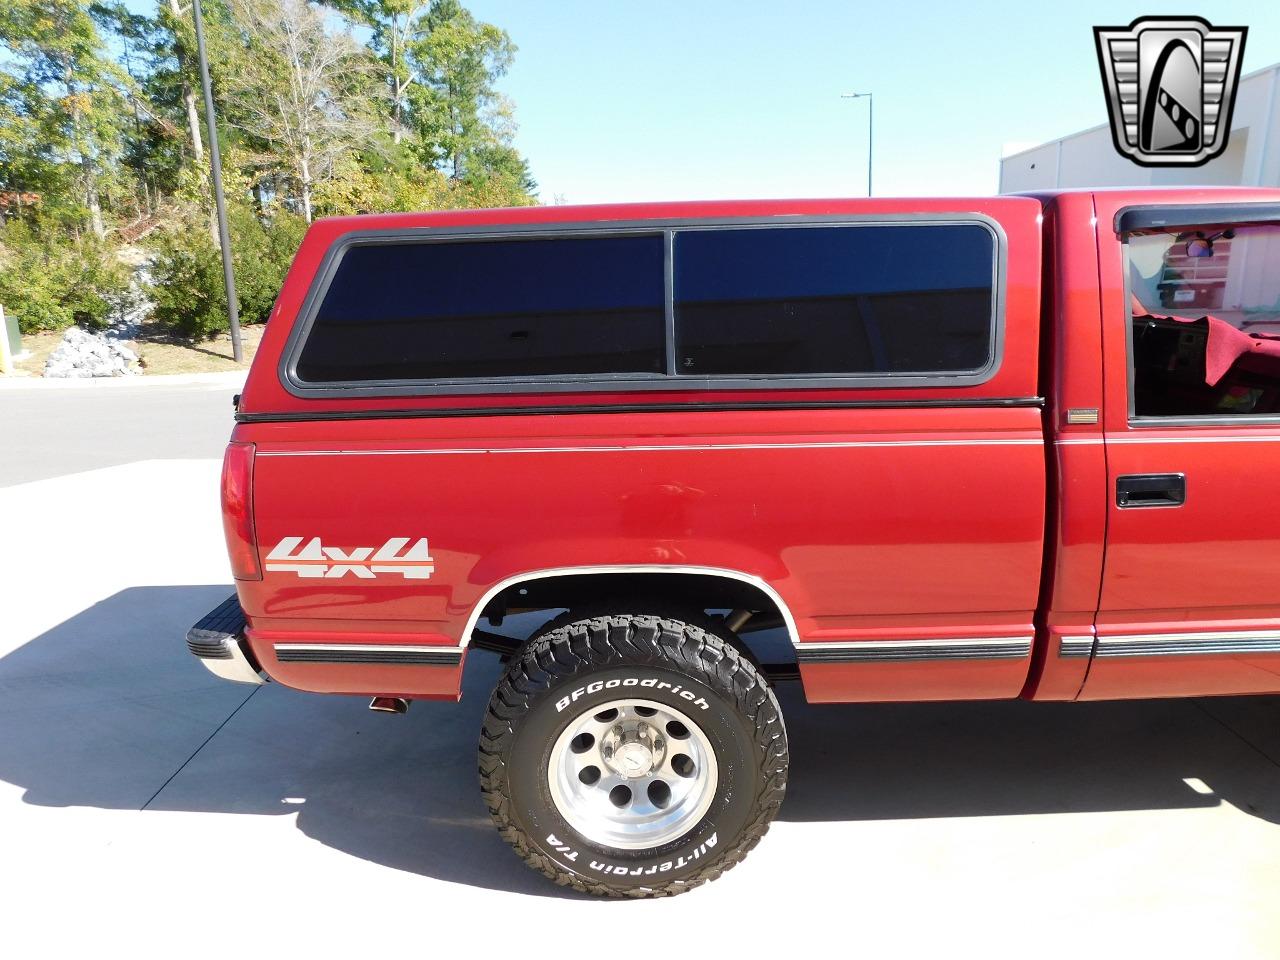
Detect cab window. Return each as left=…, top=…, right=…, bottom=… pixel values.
left=1128, top=223, right=1280, bottom=418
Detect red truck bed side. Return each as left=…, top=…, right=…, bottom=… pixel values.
left=231, top=197, right=1047, bottom=704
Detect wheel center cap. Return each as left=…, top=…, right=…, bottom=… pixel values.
left=613, top=742, right=654, bottom=778
left=602, top=721, right=665, bottom=779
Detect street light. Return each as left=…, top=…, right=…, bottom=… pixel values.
left=841, top=92, right=873, bottom=197
left=192, top=0, right=243, bottom=363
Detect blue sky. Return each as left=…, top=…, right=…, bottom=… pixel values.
left=463, top=0, right=1280, bottom=202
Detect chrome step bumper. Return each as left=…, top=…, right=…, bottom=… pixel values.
left=186, top=594, right=267, bottom=685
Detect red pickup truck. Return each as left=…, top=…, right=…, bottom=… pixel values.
left=188, top=187, right=1280, bottom=896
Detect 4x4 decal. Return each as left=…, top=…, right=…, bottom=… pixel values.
left=265, top=536, right=435, bottom=579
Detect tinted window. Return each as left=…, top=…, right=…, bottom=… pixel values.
left=295, top=234, right=666, bottom=383
left=673, top=225, right=995, bottom=376
left=1129, top=225, right=1280, bottom=417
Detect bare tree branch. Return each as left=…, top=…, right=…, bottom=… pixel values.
left=226, top=0, right=379, bottom=222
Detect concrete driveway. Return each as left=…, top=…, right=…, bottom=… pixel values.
left=2, top=375, right=1279, bottom=956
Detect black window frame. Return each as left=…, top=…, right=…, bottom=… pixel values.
left=1119, top=203, right=1280, bottom=427
left=280, top=213, right=1008, bottom=399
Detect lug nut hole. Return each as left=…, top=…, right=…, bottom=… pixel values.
left=609, top=785, right=632, bottom=808
left=647, top=780, right=672, bottom=808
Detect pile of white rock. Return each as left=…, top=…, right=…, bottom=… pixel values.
left=44, top=326, right=140, bottom=378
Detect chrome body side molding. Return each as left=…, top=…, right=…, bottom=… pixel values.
left=795, top=637, right=1033, bottom=663
left=1058, top=635, right=1096, bottom=658
left=1095, top=630, right=1280, bottom=657
left=274, top=643, right=464, bottom=666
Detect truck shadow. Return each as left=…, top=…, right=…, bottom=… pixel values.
left=3, top=586, right=1279, bottom=899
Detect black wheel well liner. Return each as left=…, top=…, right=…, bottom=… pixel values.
left=468, top=571, right=795, bottom=670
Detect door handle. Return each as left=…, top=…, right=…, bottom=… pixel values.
left=1116, top=473, right=1186, bottom=508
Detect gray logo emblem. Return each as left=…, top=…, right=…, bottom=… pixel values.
left=1095, top=16, right=1247, bottom=166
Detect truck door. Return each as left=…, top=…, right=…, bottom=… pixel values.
left=1086, top=195, right=1280, bottom=699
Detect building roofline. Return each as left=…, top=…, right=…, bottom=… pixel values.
left=1001, top=59, right=1280, bottom=163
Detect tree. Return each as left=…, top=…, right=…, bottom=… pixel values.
left=410, top=0, right=514, bottom=181
left=89, top=2, right=188, bottom=223
left=226, top=0, right=379, bottom=222
left=337, top=0, right=528, bottom=187
left=336, top=0, right=426, bottom=145
left=0, top=0, right=130, bottom=236
left=0, top=0, right=537, bottom=341
left=156, top=0, right=205, bottom=164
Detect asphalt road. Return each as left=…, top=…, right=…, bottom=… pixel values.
left=0, top=375, right=240, bottom=486
left=3, top=375, right=1279, bottom=956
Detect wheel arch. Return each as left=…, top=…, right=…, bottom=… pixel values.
left=459, top=565, right=801, bottom=649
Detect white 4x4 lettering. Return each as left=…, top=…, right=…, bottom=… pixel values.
left=265, top=536, right=435, bottom=580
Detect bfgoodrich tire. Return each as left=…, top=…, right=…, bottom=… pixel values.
left=479, top=612, right=788, bottom=897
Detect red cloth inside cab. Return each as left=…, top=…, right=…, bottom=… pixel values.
left=1131, top=294, right=1280, bottom=386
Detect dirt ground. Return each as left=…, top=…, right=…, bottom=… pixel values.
left=7, top=323, right=263, bottom=377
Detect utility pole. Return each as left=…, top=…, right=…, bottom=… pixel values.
left=192, top=0, right=243, bottom=363
left=841, top=92, right=874, bottom=197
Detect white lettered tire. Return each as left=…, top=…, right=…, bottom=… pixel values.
left=479, top=612, right=788, bottom=897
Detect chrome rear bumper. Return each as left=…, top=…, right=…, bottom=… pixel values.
left=186, top=594, right=267, bottom=685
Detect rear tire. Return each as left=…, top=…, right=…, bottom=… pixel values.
left=478, top=611, right=788, bottom=897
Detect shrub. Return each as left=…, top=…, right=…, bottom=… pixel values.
left=148, top=203, right=306, bottom=339
left=0, top=219, right=134, bottom=333
left=147, top=226, right=225, bottom=339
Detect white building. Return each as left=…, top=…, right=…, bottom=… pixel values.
left=999, top=61, right=1280, bottom=192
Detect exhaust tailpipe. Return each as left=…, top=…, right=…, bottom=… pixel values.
left=369, top=696, right=410, bottom=715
